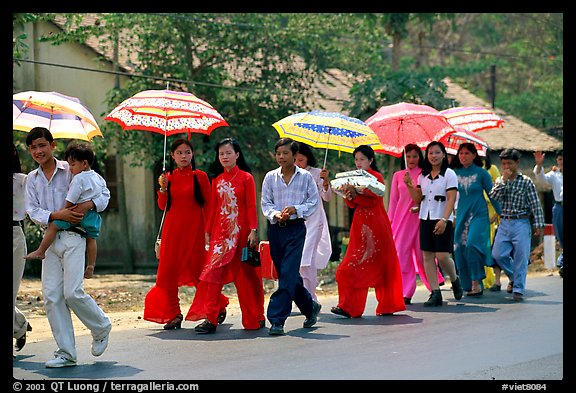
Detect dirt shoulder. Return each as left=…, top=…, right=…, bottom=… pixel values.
left=16, top=262, right=555, bottom=344
left=16, top=270, right=339, bottom=343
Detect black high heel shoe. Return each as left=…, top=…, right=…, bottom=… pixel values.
left=330, top=306, right=351, bottom=318
left=217, top=308, right=227, bottom=324
left=163, top=314, right=183, bottom=330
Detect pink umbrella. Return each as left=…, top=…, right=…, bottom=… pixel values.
left=439, top=106, right=504, bottom=133
left=365, top=102, right=456, bottom=158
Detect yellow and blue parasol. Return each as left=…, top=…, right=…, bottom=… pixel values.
left=272, top=110, right=383, bottom=167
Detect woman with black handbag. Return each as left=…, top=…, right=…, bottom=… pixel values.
left=186, top=138, right=265, bottom=334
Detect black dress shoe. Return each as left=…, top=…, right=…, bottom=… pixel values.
left=403, top=297, right=412, bottom=305
left=15, top=322, right=32, bottom=352
left=269, top=323, right=284, bottom=336
left=451, top=277, right=464, bottom=300
left=424, top=289, right=443, bottom=307
left=195, top=320, right=217, bottom=334
left=217, top=308, right=227, bottom=324
left=15, top=334, right=26, bottom=352
left=163, top=314, right=183, bottom=330
left=303, top=301, right=322, bottom=328
left=330, top=306, right=351, bottom=318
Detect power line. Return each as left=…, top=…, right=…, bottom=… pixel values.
left=14, top=58, right=266, bottom=92
left=13, top=58, right=348, bottom=104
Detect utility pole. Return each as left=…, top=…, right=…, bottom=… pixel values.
left=490, top=65, right=496, bottom=109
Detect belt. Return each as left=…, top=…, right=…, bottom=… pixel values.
left=62, top=226, right=87, bottom=236
left=276, top=218, right=305, bottom=227
left=500, top=214, right=529, bottom=220
left=13, top=220, right=23, bottom=227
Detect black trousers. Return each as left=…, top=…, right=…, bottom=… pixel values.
left=266, top=221, right=314, bottom=325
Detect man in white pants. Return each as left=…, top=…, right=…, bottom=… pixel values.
left=13, top=144, right=31, bottom=353
left=25, top=127, right=112, bottom=368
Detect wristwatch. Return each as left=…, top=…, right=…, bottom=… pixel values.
left=440, top=217, right=448, bottom=223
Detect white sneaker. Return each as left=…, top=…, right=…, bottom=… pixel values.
left=91, top=326, right=111, bottom=357
left=45, top=356, right=76, bottom=368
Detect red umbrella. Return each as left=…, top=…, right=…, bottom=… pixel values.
left=105, top=88, right=228, bottom=170
left=365, top=102, right=456, bottom=158
left=439, top=106, right=504, bottom=133
left=440, top=126, right=489, bottom=157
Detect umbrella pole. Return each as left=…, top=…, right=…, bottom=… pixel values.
left=323, top=128, right=331, bottom=169
left=404, top=145, right=408, bottom=170
left=162, top=133, right=167, bottom=172
left=163, top=112, right=168, bottom=172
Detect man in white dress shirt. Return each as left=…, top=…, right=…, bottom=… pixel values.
left=25, top=127, right=112, bottom=368
left=533, top=150, right=563, bottom=276
left=261, top=138, right=322, bottom=335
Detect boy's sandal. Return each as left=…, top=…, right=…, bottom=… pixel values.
left=489, top=283, right=501, bottom=292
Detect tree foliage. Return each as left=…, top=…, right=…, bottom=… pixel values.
left=15, top=12, right=563, bottom=174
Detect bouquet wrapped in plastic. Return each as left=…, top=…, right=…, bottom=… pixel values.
left=330, top=169, right=386, bottom=198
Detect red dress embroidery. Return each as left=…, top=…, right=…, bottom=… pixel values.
left=185, top=166, right=265, bottom=328
left=201, top=166, right=259, bottom=283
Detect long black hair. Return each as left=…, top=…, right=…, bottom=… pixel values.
left=166, top=138, right=205, bottom=209
left=295, top=142, right=317, bottom=168
left=400, top=143, right=424, bottom=170
left=353, top=145, right=379, bottom=172
left=451, top=142, right=484, bottom=169
left=483, top=148, right=493, bottom=170
left=421, top=141, right=449, bottom=176
left=208, top=137, right=251, bottom=179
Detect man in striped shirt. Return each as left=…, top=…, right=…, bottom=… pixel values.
left=489, top=148, right=544, bottom=301
left=261, top=138, right=321, bottom=335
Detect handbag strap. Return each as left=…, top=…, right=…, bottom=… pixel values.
left=156, top=208, right=166, bottom=241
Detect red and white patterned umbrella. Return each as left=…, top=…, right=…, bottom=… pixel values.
left=440, top=126, right=489, bottom=157
left=439, top=106, right=504, bottom=133
left=365, top=102, right=456, bottom=158
left=105, top=89, right=228, bottom=170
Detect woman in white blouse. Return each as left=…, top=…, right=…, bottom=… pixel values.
left=404, top=141, right=463, bottom=307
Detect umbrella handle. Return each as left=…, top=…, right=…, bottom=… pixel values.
left=323, top=127, right=331, bottom=169
left=162, top=132, right=167, bottom=172
left=404, top=145, right=408, bottom=170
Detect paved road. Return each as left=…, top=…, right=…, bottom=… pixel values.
left=12, top=273, right=563, bottom=385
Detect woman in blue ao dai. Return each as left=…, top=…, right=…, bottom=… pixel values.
left=452, top=143, right=500, bottom=296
